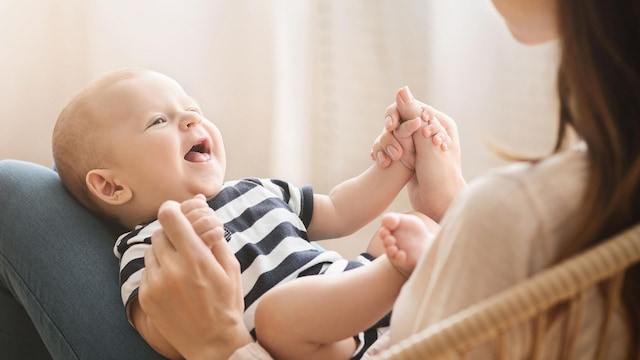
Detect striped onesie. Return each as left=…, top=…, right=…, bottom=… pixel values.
left=114, top=178, right=388, bottom=359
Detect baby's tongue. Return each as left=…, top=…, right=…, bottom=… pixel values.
left=185, top=151, right=210, bottom=162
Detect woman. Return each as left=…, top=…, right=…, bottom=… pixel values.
left=139, top=0, right=640, bottom=358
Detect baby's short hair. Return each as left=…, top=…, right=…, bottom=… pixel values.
left=52, top=68, right=145, bottom=214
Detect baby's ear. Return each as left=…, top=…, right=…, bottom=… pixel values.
left=86, top=169, right=133, bottom=205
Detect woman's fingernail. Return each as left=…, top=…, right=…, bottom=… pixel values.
left=376, top=151, right=386, bottom=164
left=421, top=110, right=430, bottom=123
left=385, top=116, right=393, bottom=128
left=400, top=86, right=413, bottom=102
left=387, top=146, right=398, bottom=160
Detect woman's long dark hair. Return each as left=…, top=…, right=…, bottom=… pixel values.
left=555, top=0, right=640, bottom=355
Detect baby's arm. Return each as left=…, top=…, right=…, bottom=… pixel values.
left=130, top=195, right=225, bottom=360
left=307, top=159, right=413, bottom=241
left=306, top=87, right=446, bottom=241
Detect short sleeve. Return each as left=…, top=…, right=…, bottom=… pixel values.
left=257, top=178, right=314, bottom=228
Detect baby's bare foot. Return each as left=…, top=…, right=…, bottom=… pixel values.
left=410, top=111, right=466, bottom=222
left=379, top=212, right=432, bottom=277
left=393, top=89, right=462, bottom=223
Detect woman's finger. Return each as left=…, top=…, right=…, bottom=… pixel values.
left=384, top=103, right=401, bottom=132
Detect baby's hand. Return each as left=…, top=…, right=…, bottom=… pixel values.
left=371, top=86, right=451, bottom=170
left=179, top=194, right=225, bottom=249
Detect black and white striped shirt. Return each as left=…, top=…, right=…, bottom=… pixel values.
left=114, top=178, right=370, bottom=334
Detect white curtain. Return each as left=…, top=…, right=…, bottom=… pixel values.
left=0, top=0, right=557, bottom=257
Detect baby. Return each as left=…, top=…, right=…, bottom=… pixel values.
left=52, top=68, right=445, bottom=359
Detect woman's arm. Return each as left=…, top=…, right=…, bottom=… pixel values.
left=130, top=299, right=182, bottom=359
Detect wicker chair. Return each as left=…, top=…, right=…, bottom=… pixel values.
left=376, top=223, right=640, bottom=360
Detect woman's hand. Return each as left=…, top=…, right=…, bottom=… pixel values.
left=371, top=86, right=451, bottom=170
left=139, top=197, right=253, bottom=360
left=371, top=87, right=466, bottom=222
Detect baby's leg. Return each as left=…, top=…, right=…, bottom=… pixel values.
left=378, top=212, right=433, bottom=277
left=255, top=255, right=407, bottom=360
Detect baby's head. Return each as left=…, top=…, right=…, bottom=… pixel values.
left=53, top=68, right=226, bottom=229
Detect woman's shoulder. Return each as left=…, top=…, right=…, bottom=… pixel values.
left=468, top=144, right=587, bottom=208
left=447, top=145, right=588, bottom=265
left=491, top=142, right=585, bottom=176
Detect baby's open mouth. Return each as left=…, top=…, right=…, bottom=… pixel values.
left=184, top=139, right=211, bottom=162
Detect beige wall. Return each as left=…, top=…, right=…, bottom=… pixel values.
left=0, top=0, right=558, bottom=258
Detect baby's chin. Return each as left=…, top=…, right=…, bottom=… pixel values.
left=197, top=183, right=224, bottom=201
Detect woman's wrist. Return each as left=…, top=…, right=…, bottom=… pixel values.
left=187, top=321, right=254, bottom=360
left=228, top=342, right=274, bottom=360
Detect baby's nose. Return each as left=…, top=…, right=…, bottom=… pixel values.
left=181, top=113, right=202, bottom=129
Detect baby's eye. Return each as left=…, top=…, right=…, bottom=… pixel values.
left=148, top=117, right=167, bottom=128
